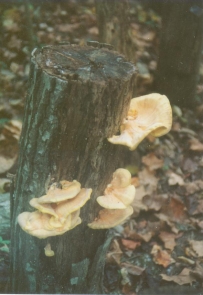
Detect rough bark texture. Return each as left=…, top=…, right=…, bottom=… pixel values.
left=95, top=0, right=134, bottom=61
left=155, top=0, right=203, bottom=107
left=10, top=43, right=136, bottom=294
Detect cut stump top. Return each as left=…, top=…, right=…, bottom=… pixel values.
left=34, top=44, right=136, bottom=83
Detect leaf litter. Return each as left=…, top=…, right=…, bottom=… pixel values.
left=1, top=1, right=203, bottom=295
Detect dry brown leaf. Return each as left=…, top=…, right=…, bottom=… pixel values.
left=126, top=230, right=153, bottom=243
left=155, top=213, right=179, bottom=234
left=159, top=231, right=177, bottom=251
left=106, top=239, right=123, bottom=265
left=121, top=239, right=141, bottom=250
left=189, top=240, right=203, bottom=257
left=190, top=262, right=203, bottom=280
left=138, top=168, right=158, bottom=187
left=143, top=193, right=168, bottom=211
left=121, top=262, right=145, bottom=276
left=189, top=138, right=203, bottom=151
left=142, top=153, right=163, bottom=171
left=184, top=180, right=203, bottom=195
left=167, top=172, right=184, bottom=186
left=192, top=199, right=203, bottom=215
left=132, top=185, right=148, bottom=216
left=161, top=195, right=187, bottom=223
left=182, top=158, right=198, bottom=173
left=161, top=268, right=196, bottom=285
left=131, top=177, right=139, bottom=187
left=151, top=244, right=175, bottom=267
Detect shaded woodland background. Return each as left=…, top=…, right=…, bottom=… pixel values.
left=1, top=0, right=203, bottom=294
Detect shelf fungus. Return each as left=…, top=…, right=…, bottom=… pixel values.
left=108, top=93, right=172, bottom=151
left=17, top=180, right=92, bottom=239
left=88, top=169, right=135, bottom=229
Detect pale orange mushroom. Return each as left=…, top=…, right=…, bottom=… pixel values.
left=38, top=180, right=81, bottom=203
left=30, top=188, right=92, bottom=223
left=17, top=209, right=81, bottom=239
left=108, top=93, right=172, bottom=151
left=88, top=206, right=133, bottom=229
left=97, top=169, right=136, bottom=209
left=18, top=180, right=92, bottom=239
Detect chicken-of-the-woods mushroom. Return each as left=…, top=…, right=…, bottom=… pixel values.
left=88, top=169, right=135, bottom=229
left=17, top=180, right=92, bottom=239
left=108, top=93, right=172, bottom=151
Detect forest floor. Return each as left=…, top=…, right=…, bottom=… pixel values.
left=0, top=1, right=203, bottom=294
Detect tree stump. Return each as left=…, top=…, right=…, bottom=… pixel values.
left=10, top=43, right=136, bottom=294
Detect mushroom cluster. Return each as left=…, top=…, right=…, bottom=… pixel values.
left=108, top=93, right=172, bottom=151
left=88, top=169, right=135, bottom=229
left=18, top=180, right=92, bottom=239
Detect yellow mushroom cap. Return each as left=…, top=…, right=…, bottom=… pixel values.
left=98, top=185, right=136, bottom=209
left=88, top=206, right=133, bottom=229
left=29, top=198, right=58, bottom=218
left=96, top=169, right=136, bottom=209
left=38, top=180, right=81, bottom=203
left=108, top=93, right=172, bottom=151
left=111, top=168, right=132, bottom=188
left=29, top=188, right=91, bottom=223
left=17, top=209, right=81, bottom=239
left=54, top=188, right=92, bottom=222
left=97, top=194, right=127, bottom=209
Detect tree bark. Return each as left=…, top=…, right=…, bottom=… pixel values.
left=10, top=43, right=136, bottom=294
left=95, top=0, right=134, bottom=61
left=155, top=0, right=203, bottom=107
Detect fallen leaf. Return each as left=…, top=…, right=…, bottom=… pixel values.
left=192, top=199, right=203, bottom=215
left=189, top=240, right=203, bottom=257
left=131, top=177, right=139, bottom=187
left=155, top=213, right=179, bottom=234
left=184, top=180, right=203, bottom=195
left=190, top=262, right=203, bottom=280
left=167, top=172, right=184, bottom=186
left=182, top=158, right=198, bottom=173
left=189, top=138, right=203, bottom=151
left=132, top=185, right=148, bottom=216
left=142, top=153, right=163, bottom=171
left=161, top=195, right=187, bottom=222
left=106, top=239, right=123, bottom=265
left=121, top=239, right=141, bottom=250
left=151, top=244, right=175, bottom=268
left=159, top=231, right=177, bottom=251
left=121, top=262, right=145, bottom=276
left=143, top=193, right=168, bottom=211
left=161, top=268, right=196, bottom=285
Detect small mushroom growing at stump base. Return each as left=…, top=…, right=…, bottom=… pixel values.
left=10, top=43, right=137, bottom=294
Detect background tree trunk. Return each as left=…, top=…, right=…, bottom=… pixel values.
left=155, top=0, right=203, bottom=107
left=10, top=43, right=136, bottom=294
left=95, top=0, right=134, bottom=61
